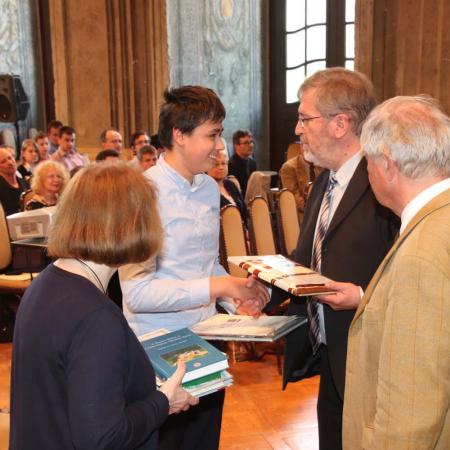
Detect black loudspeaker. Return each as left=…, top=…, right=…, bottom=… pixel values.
left=0, top=74, right=30, bottom=123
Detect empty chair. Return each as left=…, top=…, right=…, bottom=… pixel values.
left=277, top=189, right=300, bottom=256
left=244, top=170, right=271, bottom=204
left=247, top=196, right=277, bottom=255
left=219, top=204, right=248, bottom=278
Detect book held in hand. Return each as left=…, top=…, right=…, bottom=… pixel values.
left=228, top=254, right=336, bottom=296
left=191, top=314, right=307, bottom=342
left=138, top=327, right=229, bottom=384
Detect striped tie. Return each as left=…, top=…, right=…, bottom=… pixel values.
left=307, top=173, right=337, bottom=353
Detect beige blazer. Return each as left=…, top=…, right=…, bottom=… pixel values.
left=343, top=188, right=450, bottom=450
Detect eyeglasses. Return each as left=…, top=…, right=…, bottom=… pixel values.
left=239, top=140, right=254, bottom=145
left=298, top=113, right=339, bottom=127
left=297, top=116, right=323, bottom=127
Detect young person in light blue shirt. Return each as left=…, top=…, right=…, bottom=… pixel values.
left=120, top=85, right=269, bottom=450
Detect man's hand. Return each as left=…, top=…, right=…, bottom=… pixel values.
left=316, top=281, right=362, bottom=310
left=159, top=361, right=199, bottom=415
left=210, top=275, right=269, bottom=310
left=234, top=275, right=270, bottom=317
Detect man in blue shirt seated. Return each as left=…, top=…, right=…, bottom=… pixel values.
left=120, top=85, right=269, bottom=450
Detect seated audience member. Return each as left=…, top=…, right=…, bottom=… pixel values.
left=17, top=139, right=38, bottom=181
left=100, top=128, right=123, bottom=154
left=207, top=148, right=247, bottom=223
left=150, top=133, right=165, bottom=156
left=35, top=131, right=50, bottom=161
left=131, top=144, right=158, bottom=172
left=228, top=129, right=257, bottom=196
left=9, top=163, right=197, bottom=450
left=24, top=160, right=69, bottom=210
left=120, top=86, right=269, bottom=450
left=128, top=131, right=152, bottom=168
left=279, top=143, right=321, bottom=221
left=46, top=119, right=63, bottom=155
left=95, top=149, right=120, bottom=162
left=130, top=130, right=151, bottom=155
left=51, top=126, right=88, bottom=172
left=0, top=145, right=29, bottom=215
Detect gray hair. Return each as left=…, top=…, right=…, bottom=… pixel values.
left=361, top=95, right=450, bottom=179
left=298, top=67, right=376, bottom=137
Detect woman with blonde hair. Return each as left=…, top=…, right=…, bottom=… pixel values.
left=17, top=139, right=38, bottom=181
left=25, top=160, right=69, bottom=210
left=10, top=163, right=197, bottom=449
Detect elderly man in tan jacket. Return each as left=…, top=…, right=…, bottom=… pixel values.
left=318, top=95, right=450, bottom=449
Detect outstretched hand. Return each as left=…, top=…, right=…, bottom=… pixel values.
left=235, top=275, right=270, bottom=317
left=315, top=281, right=362, bottom=311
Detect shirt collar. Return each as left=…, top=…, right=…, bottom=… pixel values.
left=157, top=154, right=206, bottom=192
left=332, top=150, right=364, bottom=188
left=400, top=178, right=450, bottom=234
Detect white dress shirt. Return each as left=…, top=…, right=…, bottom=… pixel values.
left=313, top=151, right=364, bottom=344
left=120, top=155, right=229, bottom=336
left=400, top=178, right=450, bottom=235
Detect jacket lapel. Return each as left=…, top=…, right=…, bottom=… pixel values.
left=353, top=188, right=450, bottom=321
left=325, top=159, right=369, bottom=239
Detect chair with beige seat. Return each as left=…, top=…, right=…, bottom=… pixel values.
left=277, top=189, right=300, bottom=256
left=247, top=196, right=277, bottom=256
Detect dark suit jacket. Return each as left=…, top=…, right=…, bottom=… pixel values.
left=275, top=158, right=398, bottom=397
left=228, top=153, right=257, bottom=196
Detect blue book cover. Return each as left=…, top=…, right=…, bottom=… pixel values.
left=140, top=328, right=228, bottom=383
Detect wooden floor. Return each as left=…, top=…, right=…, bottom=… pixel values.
left=0, top=343, right=319, bottom=450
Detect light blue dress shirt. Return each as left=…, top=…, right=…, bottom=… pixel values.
left=120, top=155, right=230, bottom=336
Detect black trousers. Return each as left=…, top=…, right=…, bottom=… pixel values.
left=317, top=345, right=343, bottom=450
left=158, top=388, right=225, bottom=450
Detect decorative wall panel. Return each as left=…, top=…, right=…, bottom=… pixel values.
left=167, top=0, right=268, bottom=167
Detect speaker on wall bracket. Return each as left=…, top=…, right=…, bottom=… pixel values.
left=0, top=74, right=30, bottom=123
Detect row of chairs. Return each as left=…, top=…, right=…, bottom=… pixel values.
left=219, top=189, right=300, bottom=373
left=220, top=189, right=300, bottom=273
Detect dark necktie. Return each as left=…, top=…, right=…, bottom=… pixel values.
left=307, top=173, right=337, bottom=353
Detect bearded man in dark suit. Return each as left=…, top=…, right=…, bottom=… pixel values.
left=270, top=68, right=398, bottom=450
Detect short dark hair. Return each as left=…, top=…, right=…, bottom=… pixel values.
left=232, top=129, right=252, bottom=146
left=35, top=131, right=47, bottom=142
left=58, top=126, right=76, bottom=138
left=95, top=149, right=120, bottom=161
left=158, top=85, right=226, bottom=150
left=47, top=120, right=63, bottom=133
left=99, top=128, right=119, bottom=143
left=150, top=133, right=163, bottom=149
left=137, top=145, right=157, bottom=161
left=130, top=130, right=149, bottom=148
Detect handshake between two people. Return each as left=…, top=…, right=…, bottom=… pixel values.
left=210, top=274, right=271, bottom=317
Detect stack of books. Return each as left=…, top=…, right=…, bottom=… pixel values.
left=139, top=328, right=233, bottom=398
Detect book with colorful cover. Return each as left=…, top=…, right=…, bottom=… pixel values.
left=139, top=327, right=228, bottom=383
left=191, top=314, right=307, bottom=342
left=227, top=254, right=336, bottom=296
left=156, top=370, right=234, bottom=398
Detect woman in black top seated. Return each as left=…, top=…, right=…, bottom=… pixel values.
left=16, top=139, right=38, bottom=181
left=10, top=164, right=198, bottom=450
left=24, top=160, right=69, bottom=210
left=207, top=148, right=247, bottom=223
